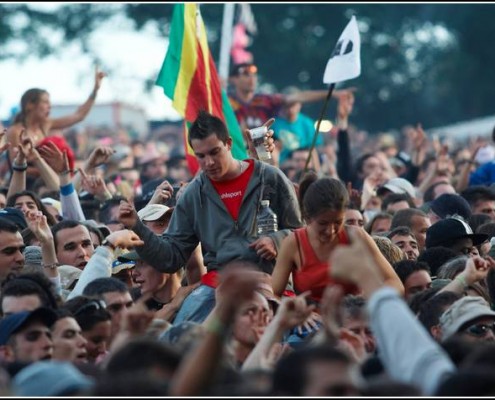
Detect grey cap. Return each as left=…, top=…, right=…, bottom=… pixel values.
left=23, top=246, right=42, bottom=267
left=439, top=296, right=495, bottom=341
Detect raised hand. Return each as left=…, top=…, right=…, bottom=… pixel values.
left=18, top=130, right=39, bottom=163
left=25, top=210, right=53, bottom=244
left=38, top=141, right=68, bottom=173
left=86, top=146, right=115, bottom=170
left=0, top=129, right=11, bottom=154
left=148, top=179, right=175, bottom=205
left=94, top=64, right=107, bottom=92
left=118, top=200, right=139, bottom=229
left=243, top=118, right=275, bottom=160
left=79, top=168, right=112, bottom=200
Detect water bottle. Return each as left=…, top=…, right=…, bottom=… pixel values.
left=257, top=200, right=278, bottom=236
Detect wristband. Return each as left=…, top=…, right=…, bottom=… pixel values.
left=102, top=239, right=116, bottom=251
left=12, top=162, right=28, bottom=172
left=60, top=170, right=73, bottom=176
left=455, top=274, right=468, bottom=288
left=42, top=262, right=60, bottom=270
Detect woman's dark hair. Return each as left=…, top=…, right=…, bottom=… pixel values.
left=6, top=190, right=57, bottom=226
left=298, top=171, right=348, bottom=221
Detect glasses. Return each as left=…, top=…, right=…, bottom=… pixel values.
left=73, top=299, right=107, bottom=317
left=463, top=322, right=495, bottom=337
left=237, top=65, right=258, bottom=76
left=106, top=301, right=133, bottom=314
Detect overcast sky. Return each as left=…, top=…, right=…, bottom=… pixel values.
left=0, top=2, right=182, bottom=122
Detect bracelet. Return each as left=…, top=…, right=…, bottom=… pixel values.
left=60, top=170, right=73, bottom=176
left=12, top=165, right=28, bottom=172
left=455, top=274, right=468, bottom=288
left=205, top=316, right=228, bottom=337
left=42, top=262, right=60, bottom=270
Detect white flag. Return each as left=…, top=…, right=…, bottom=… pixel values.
left=323, top=16, right=361, bottom=84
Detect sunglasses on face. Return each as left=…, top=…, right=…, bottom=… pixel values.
left=237, top=65, right=258, bottom=76
left=463, top=322, right=495, bottom=337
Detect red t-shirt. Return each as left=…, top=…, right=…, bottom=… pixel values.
left=210, top=159, right=254, bottom=221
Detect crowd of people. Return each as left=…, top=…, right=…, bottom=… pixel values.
left=0, top=61, right=495, bottom=396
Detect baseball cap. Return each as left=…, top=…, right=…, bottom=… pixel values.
left=474, top=145, right=495, bottom=165
left=377, top=178, right=416, bottom=199
left=0, top=307, right=57, bottom=346
left=439, top=296, right=495, bottom=341
left=23, top=245, right=42, bottom=268
left=425, top=216, right=488, bottom=249
left=112, top=248, right=136, bottom=274
left=429, top=194, right=472, bottom=221
left=82, top=219, right=111, bottom=239
left=0, top=207, right=27, bottom=231
left=12, top=361, right=94, bottom=396
left=117, top=250, right=141, bottom=263
left=137, top=204, right=173, bottom=222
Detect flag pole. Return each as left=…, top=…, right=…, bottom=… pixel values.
left=218, top=3, right=236, bottom=82
left=303, top=83, right=335, bottom=172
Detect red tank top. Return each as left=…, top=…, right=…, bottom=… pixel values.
left=292, top=227, right=359, bottom=304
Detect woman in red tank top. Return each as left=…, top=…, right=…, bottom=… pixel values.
left=272, top=172, right=404, bottom=307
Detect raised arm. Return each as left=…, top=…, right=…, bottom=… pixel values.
left=50, top=65, right=106, bottom=130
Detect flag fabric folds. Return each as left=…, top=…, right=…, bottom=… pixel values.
left=323, top=15, right=361, bottom=84
left=156, top=3, right=247, bottom=175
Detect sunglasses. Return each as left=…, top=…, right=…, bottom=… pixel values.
left=237, top=65, right=258, bottom=76
left=73, top=299, right=107, bottom=317
left=106, top=301, right=134, bottom=314
left=463, top=322, right=495, bottom=337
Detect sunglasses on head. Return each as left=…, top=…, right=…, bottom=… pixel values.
left=463, top=321, right=495, bottom=337
left=73, top=299, right=107, bottom=317
left=237, top=65, right=258, bottom=76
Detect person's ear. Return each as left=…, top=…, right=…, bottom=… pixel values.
left=0, top=345, right=14, bottom=362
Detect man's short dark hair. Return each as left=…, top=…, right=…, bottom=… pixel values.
left=1, top=273, right=59, bottom=315
left=461, top=186, right=495, bottom=207
left=188, top=110, right=230, bottom=146
left=417, top=246, right=458, bottom=277
left=387, top=226, right=416, bottom=241
left=392, top=259, right=431, bottom=285
left=51, top=220, right=86, bottom=250
left=0, top=218, right=19, bottom=234
left=391, top=208, right=428, bottom=230
left=417, top=291, right=462, bottom=334
left=83, top=277, right=129, bottom=298
left=382, top=193, right=415, bottom=212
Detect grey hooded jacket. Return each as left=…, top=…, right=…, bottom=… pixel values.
left=133, top=160, right=302, bottom=274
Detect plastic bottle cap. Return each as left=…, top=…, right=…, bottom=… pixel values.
left=261, top=200, right=270, bottom=206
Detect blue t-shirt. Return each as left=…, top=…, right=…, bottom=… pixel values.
left=272, top=113, right=323, bottom=163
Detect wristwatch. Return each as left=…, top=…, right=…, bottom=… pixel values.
left=102, top=239, right=117, bottom=251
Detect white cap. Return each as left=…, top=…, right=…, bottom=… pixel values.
left=137, top=204, right=173, bottom=222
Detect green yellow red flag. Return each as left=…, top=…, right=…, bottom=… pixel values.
left=156, top=3, right=247, bottom=175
